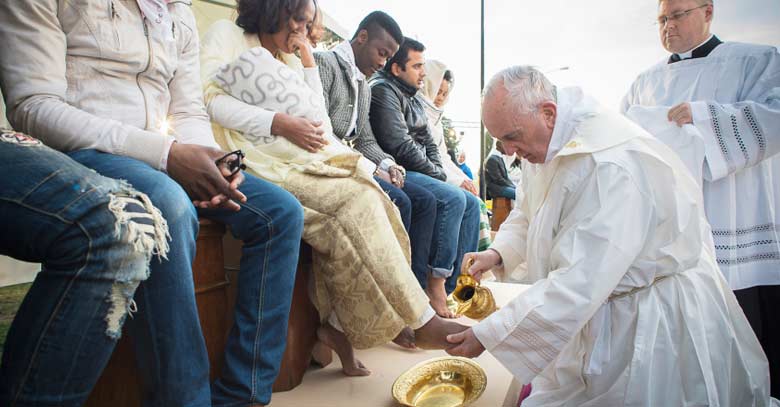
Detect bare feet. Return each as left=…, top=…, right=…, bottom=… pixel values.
left=311, top=340, right=333, bottom=367
left=316, top=323, right=371, bottom=376
left=414, top=315, right=469, bottom=350
left=392, top=326, right=417, bottom=349
left=426, top=276, right=456, bottom=318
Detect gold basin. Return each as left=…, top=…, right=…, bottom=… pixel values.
left=392, top=357, right=487, bottom=407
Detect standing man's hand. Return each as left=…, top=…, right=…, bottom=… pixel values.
left=445, top=328, right=486, bottom=358
left=166, top=143, right=247, bottom=211
left=389, top=165, right=405, bottom=188
left=461, top=179, right=478, bottom=196
left=668, top=102, right=693, bottom=127
left=462, top=249, right=502, bottom=282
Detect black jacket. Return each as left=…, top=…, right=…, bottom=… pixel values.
left=484, top=154, right=516, bottom=200
left=368, top=71, right=446, bottom=180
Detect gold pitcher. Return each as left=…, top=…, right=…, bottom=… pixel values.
left=452, top=257, right=498, bottom=320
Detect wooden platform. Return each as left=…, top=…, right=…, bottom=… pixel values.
left=270, top=281, right=530, bottom=407
left=491, top=197, right=513, bottom=231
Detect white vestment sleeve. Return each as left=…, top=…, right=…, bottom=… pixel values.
left=624, top=106, right=707, bottom=186
left=690, top=81, right=780, bottom=181
left=473, top=163, right=653, bottom=384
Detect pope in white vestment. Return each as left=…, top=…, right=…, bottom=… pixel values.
left=446, top=66, right=773, bottom=406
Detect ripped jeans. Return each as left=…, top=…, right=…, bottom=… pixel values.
left=0, top=134, right=173, bottom=406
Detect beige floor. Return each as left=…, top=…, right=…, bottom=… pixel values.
left=271, top=281, right=529, bottom=407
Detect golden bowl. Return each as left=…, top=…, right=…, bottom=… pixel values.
left=392, top=357, right=487, bottom=407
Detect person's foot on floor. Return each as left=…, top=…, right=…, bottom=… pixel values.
left=392, top=326, right=417, bottom=349
left=426, top=275, right=455, bottom=318
left=311, top=340, right=333, bottom=367
left=316, top=323, right=371, bottom=376
left=414, top=315, right=469, bottom=350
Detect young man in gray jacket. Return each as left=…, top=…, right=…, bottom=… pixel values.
left=315, top=11, right=446, bottom=324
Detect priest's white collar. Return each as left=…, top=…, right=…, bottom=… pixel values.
left=544, top=87, right=602, bottom=163
left=677, top=34, right=714, bottom=59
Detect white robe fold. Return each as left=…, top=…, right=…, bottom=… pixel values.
left=621, top=41, right=780, bottom=290
left=474, top=88, right=771, bottom=406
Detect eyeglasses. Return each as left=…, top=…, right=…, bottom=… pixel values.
left=215, top=150, right=247, bottom=176
left=654, top=4, right=708, bottom=26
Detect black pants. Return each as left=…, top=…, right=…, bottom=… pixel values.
left=734, top=284, right=780, bottom=398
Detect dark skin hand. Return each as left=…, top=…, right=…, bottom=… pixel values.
left=166, top=142, right=247, bottom=211
left=388, top=166, right=405, bottom=188
left=271, top=113, right=327, bottom=153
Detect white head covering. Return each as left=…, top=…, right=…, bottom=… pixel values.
left=421, top=59, right=453, bottom=106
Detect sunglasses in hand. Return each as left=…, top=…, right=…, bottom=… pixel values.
left=214, top=150, right=247, bottom=176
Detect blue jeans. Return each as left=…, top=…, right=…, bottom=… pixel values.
left=496, top=186, right=516, bottom=200
left=374, top=176, right=437, bottom=287
left=0, top=139, right=172, bottom=406
left=68, top=150, right=304, bottom=407
left=404, top=172, right=480, bottom=292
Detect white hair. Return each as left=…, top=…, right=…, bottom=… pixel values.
left=482, top=65, right=556, bottom=114
left=658, top=0, right=712, bottom=5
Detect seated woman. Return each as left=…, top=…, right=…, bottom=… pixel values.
left=485, top=141, right=518, bottom=201
left=200, top=0, right=465, bottom=376
left=420, top=62, right=493, bottom=252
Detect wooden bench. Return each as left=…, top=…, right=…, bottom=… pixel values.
left=491, top=197, right=512, bottom=231
left=87, top=219, right=318, bottom=406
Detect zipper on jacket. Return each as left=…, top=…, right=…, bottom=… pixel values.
left=136, top=16, right=153, bottom=131
left=110, top=0, right=121, bottom=49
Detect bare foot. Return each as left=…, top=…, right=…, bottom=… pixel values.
left=311, top=340, right=333, bottom=367
left=316, top=323, right=371, bottom=376
left=426, top=276, right=455, bottom=318
left=414, top=315, right=469, bottom=350
left=392, top=326, right=417, bottom=349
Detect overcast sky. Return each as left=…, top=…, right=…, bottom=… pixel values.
left=318, top=0, right=780, bottom=172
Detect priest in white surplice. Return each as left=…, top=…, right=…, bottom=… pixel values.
left=445, top=66, right=773, bottom=406
left=621, top=0, right=780, bottom=397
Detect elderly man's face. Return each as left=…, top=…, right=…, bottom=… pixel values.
left=658, top=0, right=713, bottom=54
left=482, top=88, right=555, bottom=164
